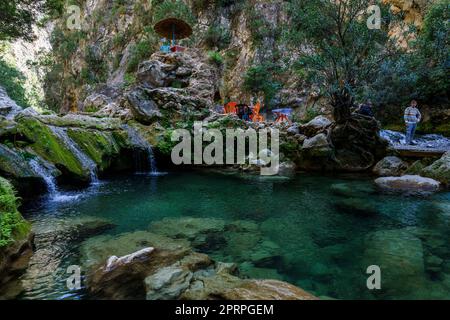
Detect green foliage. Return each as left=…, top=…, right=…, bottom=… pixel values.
left=0, top=58, right=29, bottom=108
left=123, top=73, right=137, bottom=88
left=245, top=4, right=277, bottom=47
left=50, top=27, right=86, bottom=60
left=207, top=51, right=224, bottom=67
left=126, top=27, right=158, bottom=72
left=204, top=25, right=231, bottom=50
left=243, top=63, right=281, bottom=107
left=286, top=0, right=395, bottom=122
left=82, top=46, right=108, bottom=84
left=304, top=108, right=320, bottom=123
left=0, top=0, right=66, bottom=41
left=156, top=129, right=177, bottom=156
left=112, top=0, right=128, bottom=16
left=0, top=177, right=30, bottom=248
left=153, top=0, right=195, bottom=25
left=363, top=0, right=449, bottom=114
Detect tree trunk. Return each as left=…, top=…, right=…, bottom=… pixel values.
left=331, top=88, right=353, bottom=124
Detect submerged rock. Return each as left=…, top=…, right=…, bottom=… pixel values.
left=364, top=228, right=426, bottom=296
left=372, top=156, right=407, bottom=177
left=335, top=198, right=379, bottom=216
left=330, top=182, right=375, bottom=197
left=83, top=231, right=195, bottom=299
left=374, top=175, right=440, bottom=195
left=80, top=230, right=190, bottom=270
left=82, top=229, right=316, bottom=300
left=149, top=217, right=226, bottom=241
left=20, top=216, right=115, bottom=297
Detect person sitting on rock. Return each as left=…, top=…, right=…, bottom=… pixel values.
left=242, top=105, right=251, bottom=121
left=404, top=100, right=422, bottom=145
left=358, top=100, right=374, bottom=117
left=160, top=38, right=171, bottom=53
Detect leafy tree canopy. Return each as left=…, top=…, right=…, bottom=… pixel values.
left=0, top=0, right=64, bottom=42
left=286, top=0, right=396, bottom=122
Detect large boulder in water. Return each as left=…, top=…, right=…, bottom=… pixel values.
left=373, top=156, right=408, bottom=177
left=421, top=151, right=450, bottom=185
left=363, top=229, right=426, bottom=296
left=374, top=175, right=440, bottom=195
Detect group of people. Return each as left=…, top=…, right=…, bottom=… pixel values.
left=223, top=99, right=265, bottom=122
left=356, top=99, right=422, bottom=145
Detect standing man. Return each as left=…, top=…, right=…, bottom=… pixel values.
left=404, top=100, right=421, bottom=145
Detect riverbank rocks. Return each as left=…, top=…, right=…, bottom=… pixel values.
left=374, top=175, right=440, bottom=195
left=15, top=116, right=90, bottom=182
left=181, top=269, right=318, bottom=300
left=81, top=227, right=316, bottom=300
left=300, top=116, right=332, bottom=137
left=0, top=144, right=47, bottom=194
left=0, top=177, right=33, bottom=298
left=373, top=156, right=407, bottom=176
left=421, top=151, right=450, bottom=185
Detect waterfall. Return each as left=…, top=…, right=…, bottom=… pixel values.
left=123, top=125, right=160, bottom=174
left=49, top=126, right=99, bottom=183
left=29, top=159, right=58, bottom=194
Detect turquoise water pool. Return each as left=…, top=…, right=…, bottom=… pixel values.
left=14, top=171, right=450, bottom=300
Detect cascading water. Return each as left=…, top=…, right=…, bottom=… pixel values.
left=49, top=126, right=99, bottom=183
left=28, top=159, right=58, bottom=194
left=28, top=158, right=81, bottom=202
left=123, top=125, right=161, bottom=175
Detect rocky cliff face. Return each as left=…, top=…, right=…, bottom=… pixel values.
left=383, top=0, right=432, bottom=47
left=37, top=0, right=309, bottom=115
left=2, top=0, right=436, bottom=118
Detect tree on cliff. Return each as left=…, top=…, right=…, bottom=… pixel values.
left=0, top=0, right=64, bottom=41
left=286, top=0, right=396, bottom=123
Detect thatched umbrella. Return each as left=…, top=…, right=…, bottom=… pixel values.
left=154, top=17, right=192, bottom=44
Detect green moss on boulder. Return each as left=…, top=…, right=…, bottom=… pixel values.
left=0, top=177, right=30, bottom=248
left=16, top=117, right=89, bottom=181
left=421, top=151, right=450, bottom=185
left=67, top=128, right=125, bottom=171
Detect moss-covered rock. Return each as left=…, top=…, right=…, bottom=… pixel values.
left=67, top=128, right=125, bottom=172
left=16, top=116, right=89, bottom=181
left=0, top=145, right=47, bottom=194
left=421, top=151, right=450, bottom=185
left=0, top=177, right=30, bottom=248
left=0, top=177, right=33, bottom=297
